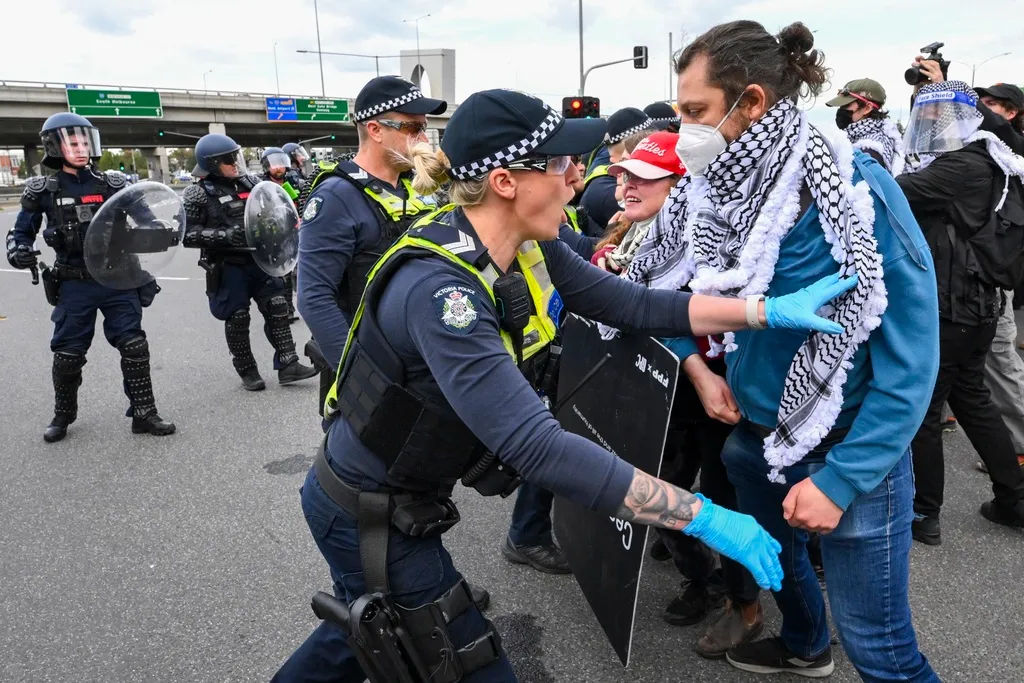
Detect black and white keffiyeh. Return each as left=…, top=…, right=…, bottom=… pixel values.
left=845, top=117, right=905, bottom=175
left=611, top=98, right=888, bottom=482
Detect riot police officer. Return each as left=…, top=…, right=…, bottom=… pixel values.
left=272, top=88, right=856, bottom=682
left=262, top=146, right=303, bottom=321
left=181, top=134, right=317, bottom=390
left=296, top=75, right=446, bottom=415
left=283, top=142, right=313, bottom=181
left=5, top=113, right=175, bottom=442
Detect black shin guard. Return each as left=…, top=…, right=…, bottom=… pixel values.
left=118, top=336, right=158, bottom=418
left=261, top=295, right=298, bottom=365
left=52, top=351, right=86, bottom=420
left=225, top=309, right=258, bottom=374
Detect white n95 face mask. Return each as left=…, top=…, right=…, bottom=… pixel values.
left=675, top=93, right=745, bottom=177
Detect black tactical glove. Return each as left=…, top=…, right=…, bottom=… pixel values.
left=225, top=227, right=248, bottom=249
left=8, top=244, right=37, bottom=270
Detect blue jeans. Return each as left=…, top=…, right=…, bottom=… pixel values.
left=272, top=467, right=518, bottom=683
left=508, top=481, right=554, bottom=547
left=722, top=421, right=938, bottom=683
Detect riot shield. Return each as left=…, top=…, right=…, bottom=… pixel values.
left=83, top=182, right=185, bottom=290
left=553, top=315, right=679, bottom=667
left=244, top=180, right=300, bottom=277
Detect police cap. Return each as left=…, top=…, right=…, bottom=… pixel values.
left=352, top=76, right=448, bottom=122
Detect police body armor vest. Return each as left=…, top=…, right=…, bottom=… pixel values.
left=324, top=207, right=558, bottom=490
left=30, top=171, right=123, bottom=259
left=563, top=205, right=584, bottom=234
left=584, top=164, right=609, bottom=187
left=303, top=162, right=436, bottom=315
left=199, top=175, right=257, bottom=263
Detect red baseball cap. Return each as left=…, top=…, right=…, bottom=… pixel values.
left=608, top=132, right=686, bottom=179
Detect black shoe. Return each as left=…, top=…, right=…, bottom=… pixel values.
left=912, top=514, right=941, bottom=546
left=649, top=538, right=671, bottom=562
left=726, top=637, right=835, bottom=678
left=501, top=536, right=571, bottom=574
left=663, top=580, right=726, bottom=626
left=132, top=413, right=176, bottom=436
left=468, top=582, right=490, bottom=611
left=278, top=359, right=318, bottom=385
left=980, top=499, right=1024, bottom=529
left=43, top=415, right=74, bottom=443
left=240, top=368, right=266, bottom=391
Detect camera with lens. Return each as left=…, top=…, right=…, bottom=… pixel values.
left=905, top=42, right=950, bottom=86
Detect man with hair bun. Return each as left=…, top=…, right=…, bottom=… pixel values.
left=627, top=20, right=941, bottom=680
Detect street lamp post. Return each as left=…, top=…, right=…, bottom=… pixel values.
left=403, top=13, right=431, bottom=79
left=273, top=42, right=280, bottom=95
left=313, top=0, right=326, bottom=96
left=972, top=52, right=1012, bottom=87
left=578, top=0, right=584, bottom=97
left=202, top=69, right=213, bottom=92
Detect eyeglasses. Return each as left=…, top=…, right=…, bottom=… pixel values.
left=505, top=155, right=573, bottom=175
left=376, top=119, right=429, bottom=136
left=620, top=170, right=664, bottom=185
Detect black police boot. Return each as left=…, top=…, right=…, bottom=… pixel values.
left=132, top=412, right=177, bottom=436
left=45, top=351, right=86, bottom=443
left=467, top=582, right=490, bottom=612
left=119, top=336, right=176, bottom=437
left=980, top=499, right=1024, bottom=529
left=240, top=367, right=266, bottom=392
left=912, top=514, right=941, bottom=546
left=278, top=359, right=318, bottom=385
left=44, top=415, right=74, bottom=443
left=502, top=535, right=572, bottom=574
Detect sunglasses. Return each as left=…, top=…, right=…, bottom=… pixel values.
left=376, top=119, right=429, bottom=136
left=505, top=155, right=573, bottom=175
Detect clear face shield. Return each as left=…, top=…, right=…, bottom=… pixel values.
left=262, top=151, right=291, bottom=179
left=290, top=146, right=313, bottom=176
left=904, top=90, right=982, bottom=155
left=43, top=126, right=102, bottom=168
left=207, top=149, right=247, bottom=178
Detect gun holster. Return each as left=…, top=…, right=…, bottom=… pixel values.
left=303, top=338, right=333, bottom=418
left=40, top=265, right=60, bottom=307
left=199, top=257, right=222, bottom=296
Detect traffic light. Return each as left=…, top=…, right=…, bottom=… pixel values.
left=562, top=96, right=600, bottom=119
left=119, top=162, right=125, bottom=172
left=158, top=129, right=165, bottom=137
left=330, top=134, right=336, bottom=141
left=633, top=45, right=649, bottom=69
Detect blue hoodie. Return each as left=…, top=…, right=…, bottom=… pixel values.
left=665, top=151, right=939, bottom=510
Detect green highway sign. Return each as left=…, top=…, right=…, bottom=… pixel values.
left=66, top=89, right=163, bottom=118
left=295, top=98, right=351, bottom=122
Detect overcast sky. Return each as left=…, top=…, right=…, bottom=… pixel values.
left=7, top=0, right=1024, bottom=132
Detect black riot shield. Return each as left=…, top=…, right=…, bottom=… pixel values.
left=83, top=182, right=185, bottom=289
left=553, top=315, right=679, bottom=667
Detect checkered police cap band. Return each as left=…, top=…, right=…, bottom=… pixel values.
left=449, top=106, right=564, bottom=180
left=352, top=87, right=425, bottom=122
left=606, top=119, right=654, bottom=144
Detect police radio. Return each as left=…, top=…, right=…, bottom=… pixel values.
left=493, top=271, right=531, bottom=364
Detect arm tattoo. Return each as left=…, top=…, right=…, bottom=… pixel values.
left=615, top=468, right=699, bottom=532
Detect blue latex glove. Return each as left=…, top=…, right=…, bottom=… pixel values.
left=763, top=271, right=858, bottom=335
left=682, top=494, right=783, bottom=591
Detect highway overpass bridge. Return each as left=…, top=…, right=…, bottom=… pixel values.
left=0, top=80, right=454, bottom=182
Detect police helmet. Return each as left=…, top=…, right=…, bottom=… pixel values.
left=282, top=142, right=313, bottom=176
left=40, top=112, right=102, bottom=170
left=194, top=133, right=247, bottom=178
left=260, top=146, right=291, bottom=176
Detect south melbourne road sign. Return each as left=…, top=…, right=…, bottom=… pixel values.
left=66, top=89, right=163, bottom=118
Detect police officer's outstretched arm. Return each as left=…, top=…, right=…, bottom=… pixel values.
left=5, top=180, right=45, bottom=269
left=181, top=184, right=246, bottom=248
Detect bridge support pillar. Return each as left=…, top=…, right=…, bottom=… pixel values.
left=141, top=147, right=170, bottom=184
left=23, top=145, right=42, bottom=176
left=208, top=122, right=226, bottom=136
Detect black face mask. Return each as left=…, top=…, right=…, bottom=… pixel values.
left=835, top=107, right=855, bottom=130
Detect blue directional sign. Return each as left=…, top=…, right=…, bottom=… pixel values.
left=266, top=97, right=298, bottom=121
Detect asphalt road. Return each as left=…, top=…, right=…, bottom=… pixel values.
left=1, top=208, right=1022, bottom=682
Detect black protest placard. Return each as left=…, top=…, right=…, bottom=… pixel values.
left=552, top=315, right=679, bottom=667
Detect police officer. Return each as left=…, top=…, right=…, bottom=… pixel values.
left=282, top=142, right=313, bottom=181
left=579, top=107, right=654, bottom=234
left=645, top=101, right=681, bottom=132
left=296, top=75, right=445, bottom=414
left=271, top=88, right=858, bottom=682
left=182, top=134, right=317, bottom=390
left=5, top=113, right=175, bottom=442
left=262, top=146, right=303, bottom=321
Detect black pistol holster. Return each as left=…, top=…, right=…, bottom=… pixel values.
left=40, top=264, right=60, bottom=307
left=310, top=441, right=502, bottom=682
left=198, top=253, right=222, bottom=296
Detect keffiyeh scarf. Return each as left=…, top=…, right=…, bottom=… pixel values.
left=845, top=117, right=906, bottom=175
left=611, top=98, right=888, bottom=482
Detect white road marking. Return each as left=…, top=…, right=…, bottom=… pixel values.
left=0, top=268, right=198, bottom=281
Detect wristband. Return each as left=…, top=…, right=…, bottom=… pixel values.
left=746, top=295, right=766, bottom=330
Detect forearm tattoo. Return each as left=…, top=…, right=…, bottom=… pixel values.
left=616, top=468, right=699, bottom=531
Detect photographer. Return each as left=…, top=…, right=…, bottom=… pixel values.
left=826, top=78, right=904, bottom=174
left=897, top=81, right=1024, bottom=543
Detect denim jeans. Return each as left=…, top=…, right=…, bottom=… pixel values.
left=508, top=481, right=554, bottom=547
left=722, top=421, right=939, bottom=682
left=272, top=467, right=518, bottom=683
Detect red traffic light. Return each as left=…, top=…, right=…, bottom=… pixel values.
left=572, top=99, right=582, bottom=110
left=563, top=96, right=600, bottom=119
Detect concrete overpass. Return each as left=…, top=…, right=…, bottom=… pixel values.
left=0, top=80, right=454, bottom=182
